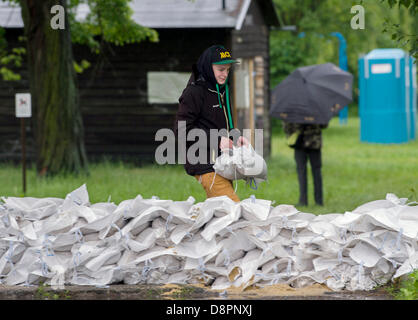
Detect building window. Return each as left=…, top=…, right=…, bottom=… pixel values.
left=147, top=72, right=190, bottom=104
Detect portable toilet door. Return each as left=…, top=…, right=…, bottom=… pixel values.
left=409, top=56, right=417, bottom=140
left=359, top=49, right=410, bottom=144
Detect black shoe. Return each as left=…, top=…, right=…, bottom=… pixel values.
left=297, top=202, right=307, bottom=206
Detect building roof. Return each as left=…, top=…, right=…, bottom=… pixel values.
left=0, top=1, right=21, bottom=28
left=0, top=0, right=279, bottom=29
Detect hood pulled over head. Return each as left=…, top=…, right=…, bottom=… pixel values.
left=195, top=45, right=237, bottom=90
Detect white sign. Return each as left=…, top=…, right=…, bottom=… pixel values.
left=15, top=93, right=32, bottom=118
left=371, top=63, right=392, bottom=74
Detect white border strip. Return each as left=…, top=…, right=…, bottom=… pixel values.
left=405, top=55, right=410, bottom=139
left=235, top=0, right=251, bottom=30
left=396, top=58, right=400, bottom=78
left=364, top=58, right=369, bottom=79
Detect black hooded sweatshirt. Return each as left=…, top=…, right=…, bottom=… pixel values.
left=174, top=45, right=235, bottom=177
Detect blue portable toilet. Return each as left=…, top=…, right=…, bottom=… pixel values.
left=358, top=48, right=417, bottom=143
left=408, top=55, right=417, bottom=140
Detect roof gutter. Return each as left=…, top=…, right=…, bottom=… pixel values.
left=235, top=0, right=251, bottom=30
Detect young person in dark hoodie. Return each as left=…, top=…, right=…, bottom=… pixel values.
left=174, top=45, right=249, bottom=203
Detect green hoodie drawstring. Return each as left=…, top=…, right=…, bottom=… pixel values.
left=225, top=83, right=234, bottom=130
left=216, top=83, right=223, bottom=109
left=216, top=83, right=234, bottom=130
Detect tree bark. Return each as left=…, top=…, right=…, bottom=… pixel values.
left=21, top=0, right=88, bottom=176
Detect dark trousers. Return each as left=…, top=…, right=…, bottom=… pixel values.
left=294, top=147, right=323, bottom=206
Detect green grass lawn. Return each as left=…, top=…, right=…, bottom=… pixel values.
left=1, top=116, right=417, bottom=215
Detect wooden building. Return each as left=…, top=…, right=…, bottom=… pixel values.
left=0, top=0, right=279, bottom=163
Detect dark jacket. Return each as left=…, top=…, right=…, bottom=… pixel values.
left=174, top=55, right=235, bottom=176
left=283, top=121, right=328, bottom=150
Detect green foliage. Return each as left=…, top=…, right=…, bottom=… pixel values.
left=67, top=0, right=159, bottom=54
left=34, top=282, right=72, bottom=300
left=380, top=0, right=418, bottom=13
left=73, top=59, right=91, bottom=73
left=0, top=0, right=159, bottom=77
left=388, top=269, right=418, bottom=300
left=378, top=0, right=417, bottom=58
left=34, top=282, right=49, bottom=299
left=270, top=32, right=305, bottom=87
left=171, top=286, right=197, bottom=300
left=0, top=67, right=20, bottom=81
left=0, top=27, right=25, bottom=81
left=271, top=0, right=353, bottom=88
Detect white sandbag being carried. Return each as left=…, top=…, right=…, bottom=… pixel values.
left=235, top=145, right=267, bottom=181
left=212, top=149, right=245, bottom=181
left=213, top=145, right=267, bottom=187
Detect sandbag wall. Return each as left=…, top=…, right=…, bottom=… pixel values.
left=0, top=184, right=417, bottom=291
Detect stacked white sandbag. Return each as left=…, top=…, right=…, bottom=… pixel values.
left=0, top=184, right=417, bottom=292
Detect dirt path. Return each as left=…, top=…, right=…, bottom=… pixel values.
left=0, top=283, right=393, bottom=300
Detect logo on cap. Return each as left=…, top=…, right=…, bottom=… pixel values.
left=220, top=51, right=231, bottom=59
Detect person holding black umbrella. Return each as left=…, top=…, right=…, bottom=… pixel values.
left=270, top=63, right=353, bottom=206
left=283, top=121, right=327, bottom=206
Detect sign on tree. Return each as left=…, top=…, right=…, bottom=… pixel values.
left=15, top=93, right=32, bottom=118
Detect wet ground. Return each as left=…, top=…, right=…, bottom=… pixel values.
left=0, top=283, right=394, bottom=300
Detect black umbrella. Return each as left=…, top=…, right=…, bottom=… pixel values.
left=270, top=63, right=353, bottom=125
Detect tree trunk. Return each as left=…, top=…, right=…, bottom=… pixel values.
left=21, top=0, right=88, bottom=176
